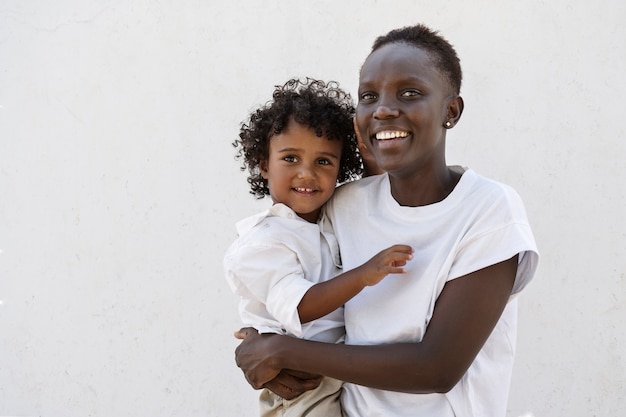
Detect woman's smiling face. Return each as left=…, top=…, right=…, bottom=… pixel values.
left=355, top=42, right=456, bottom=178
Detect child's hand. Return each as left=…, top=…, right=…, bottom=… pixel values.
left=358, top=244, right=414, bottom=286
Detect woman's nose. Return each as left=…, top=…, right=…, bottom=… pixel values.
left=373, top=97, right=399, bottom=119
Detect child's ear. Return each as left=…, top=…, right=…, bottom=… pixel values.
left=260, top=160, right=269, bottom=179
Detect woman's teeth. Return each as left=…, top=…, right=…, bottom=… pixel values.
left=375, top=131, right=409, bottom=140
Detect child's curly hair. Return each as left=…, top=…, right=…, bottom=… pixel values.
left=234, top=78, right=362, bottom=199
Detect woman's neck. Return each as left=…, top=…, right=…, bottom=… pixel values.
left=388, top=165, right=463, bottom=207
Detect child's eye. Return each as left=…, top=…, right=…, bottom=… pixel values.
left=359, top=92, right=377, bottom=102
left=401, top=89, right=422, bottom=98
left=283, top=155, right=297, bottom=163
left=317, top=158, right=331, bottom=166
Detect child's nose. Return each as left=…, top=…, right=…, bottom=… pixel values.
left=297, top=163, right=316, bottom=179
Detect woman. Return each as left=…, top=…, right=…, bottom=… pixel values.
left=234, top=24, right=539, bottom=417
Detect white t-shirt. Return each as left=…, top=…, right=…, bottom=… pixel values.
left=224, top=203, right=344, bottom=343
left=325, top=169, right=539, bottom=417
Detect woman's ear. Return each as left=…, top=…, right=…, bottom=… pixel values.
left=445, top=95, right=464, bottom=128
left=260, top=160, right=269, bottom=179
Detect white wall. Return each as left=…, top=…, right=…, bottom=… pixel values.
left=1, top=1, right=624, bottom=416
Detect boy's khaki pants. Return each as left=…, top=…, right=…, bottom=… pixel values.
left=259, top=377, right=343, bottom=417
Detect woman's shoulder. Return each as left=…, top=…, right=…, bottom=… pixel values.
left=463, top=170, right=524, bottom=204
left=334, top=173, right=386, bottom=199
left=457, top=170, right=531, bottom=228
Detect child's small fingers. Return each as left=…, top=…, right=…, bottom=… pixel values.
left=392, top=244, right=414, bottom=254
left=393, top=253, right=413, bottom=262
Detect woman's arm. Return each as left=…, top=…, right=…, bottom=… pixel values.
left=235, top=255, right=517, bottom=394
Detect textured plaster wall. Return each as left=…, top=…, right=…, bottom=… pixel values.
left=1, top=1, right=625, bottom=416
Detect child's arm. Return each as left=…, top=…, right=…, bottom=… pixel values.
left=297, top=244, right=413, bottom=323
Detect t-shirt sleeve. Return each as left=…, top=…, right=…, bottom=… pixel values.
left=224, top=242, right=315, bottom=337
left=448, top=187, right=539, bottom=295
left=449, top=222, right=539, bottom=294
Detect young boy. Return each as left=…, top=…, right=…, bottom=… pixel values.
left=223, top=78, right=413, bottom=417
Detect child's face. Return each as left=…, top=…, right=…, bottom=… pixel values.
left=260, top=120, right=342, bottom=223
left=355, top=42, right=453, bottom=176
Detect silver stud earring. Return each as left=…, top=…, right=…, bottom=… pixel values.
left=444, top=121, right=452, bottom=128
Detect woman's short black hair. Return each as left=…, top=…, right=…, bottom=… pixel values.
left=372, top=24, right=463, bottom=95
left=234, top=78, right=362, bottom=199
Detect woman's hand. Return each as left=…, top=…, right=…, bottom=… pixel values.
left=263, top=370, right=323, bottom=400
left=234, top=328, right=281, bottom=389
left=234, top=328, right=322, bottom=398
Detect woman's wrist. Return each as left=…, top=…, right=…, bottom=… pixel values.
left=271, top=333, right=296, bottom=370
